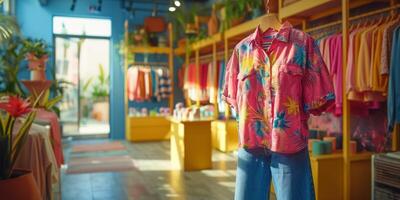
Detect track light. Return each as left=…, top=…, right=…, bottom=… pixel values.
left=70, top=0, right=76, bottom=11
left=174, top=0, right=181, bottom=7
left=169, top=6, right=176, bottom=12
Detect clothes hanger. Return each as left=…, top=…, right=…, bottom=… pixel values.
left=259, top=0, right=282, bottom=32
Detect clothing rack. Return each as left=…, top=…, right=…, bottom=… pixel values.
left=305, top=3, right=400, bottom=33
left=189, top=51, right=226, bottom=63
left=129, top=62, right=168, bottom=67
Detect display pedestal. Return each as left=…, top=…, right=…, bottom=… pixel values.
left=127, top=116, right=170, bottom=142
left=169, top=118, right=212, bottom=171
left=211, top=120, right=238, bottom=152
left=310, top=152, right=343, bottom=200
left=21, top=80, right=51, bottom=104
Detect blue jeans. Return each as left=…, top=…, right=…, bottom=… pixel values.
left=235, top=148, right=315, bottom=200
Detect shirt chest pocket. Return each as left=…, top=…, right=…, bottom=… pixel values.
left=278, top=64, right=303, bottom=96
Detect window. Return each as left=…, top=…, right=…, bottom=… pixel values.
left=53, top=16, right=111, bottom=37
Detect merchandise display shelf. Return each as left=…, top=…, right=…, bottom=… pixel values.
left=169, top=118, right=213, bottom=171
left=211, top=120, right=238, bottom=152
left=126, top=116, right=171, bottom=142
left=128, top=46, right=171, bottom=54
left=191, top=33, right=223, bottom=52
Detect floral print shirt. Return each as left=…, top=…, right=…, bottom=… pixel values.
left=222, top=21, right=335, bottom=153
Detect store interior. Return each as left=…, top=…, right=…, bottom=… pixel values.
left=0, top=0, right=400, bottom=199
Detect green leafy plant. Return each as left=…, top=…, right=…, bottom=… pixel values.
left=0, top=13, right=19, bottom=43
left=90, top=64, right=109, bottom=102
left=0, top=94, right=41, bottom=180
left=22, top=38, right=49, bottom=58
left=223, top=0, right=262, bottom=28
left=49, top=68, right=72, bottom=116
left=0, top=36, right=27, bottom=96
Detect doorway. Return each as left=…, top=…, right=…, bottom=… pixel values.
left=53, top=16, right=111, bottom=136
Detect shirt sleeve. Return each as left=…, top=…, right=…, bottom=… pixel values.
left=303, top=37, right=335, bottom=115
left=222, top=49, right=239, bottom=112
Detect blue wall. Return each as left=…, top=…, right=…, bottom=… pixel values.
left=16, top=0, right=183, bottom=139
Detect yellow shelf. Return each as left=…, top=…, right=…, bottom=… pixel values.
left=224, top=15, right=266, bottom=39
left=279, top=0, right=335, bottom=19
left=174, top=46, right=186, bottom=56
left=310, top=152, right=343, bottom=161
left=128, top=46, right=171, bottom=54
left=192, top=33, right=222, bottom=50
left=350, top=151, right=372, bottom=161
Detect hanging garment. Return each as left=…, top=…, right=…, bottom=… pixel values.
left=158, top=68, right=172, bottom=99
left=217, top=60, right=226, bottom=114
left=329, top=34, right=343, bottom=116
left=388, top=25, right=400, bottom=132
left=151, top=69, right=160, bottom=102
left=144, top=69, right=152, bottom=100
left=127, top=67, right=139, bottom=101
left=207, top=62, right=218, bottom=103
left=222, top=21, right=334, bottom=153
left=178, top=65, right=185, bottom=89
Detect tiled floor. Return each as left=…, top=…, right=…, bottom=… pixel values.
left=61, top=139, right=239, bottom=200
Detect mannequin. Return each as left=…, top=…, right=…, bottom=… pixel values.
left=222, top=0, right=334, bottom=200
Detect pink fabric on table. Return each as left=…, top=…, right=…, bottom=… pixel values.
left=36, top=109, right=64, bottom=167
left=14, top=131, right=57, bottom=200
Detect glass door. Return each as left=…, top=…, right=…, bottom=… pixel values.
left=55, top=37, right=110, bottom=136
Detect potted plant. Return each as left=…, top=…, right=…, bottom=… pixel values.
left=86, top=64, right=109, bottom=122
left=23, top=39, right=50, bottom=81
left=0, top=95, right=41, bottom=200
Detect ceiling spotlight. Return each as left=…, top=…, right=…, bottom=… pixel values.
left=70, top=0, right=76, bottom=11
left=169, top=6, right=176, bottom=12
left=174, top=1, right=181, bottom=7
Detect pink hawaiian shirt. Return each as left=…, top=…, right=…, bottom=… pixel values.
left=222, top=22, right=334, bottom=153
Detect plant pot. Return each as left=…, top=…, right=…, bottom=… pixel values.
left=26, top=53, right=48, bottom=70
left=185, top=23, right=198, bottom=35
left=92, top=101, right=109, bottom=122
left=30, top=69, right=46, bottom=81
left=21, top=80, right=52, bottom=106
left=208, top=12, right=219, bottom=36
left=178, top=38, right=187, bottom=48
left=0, top=169, right=41, bottom=200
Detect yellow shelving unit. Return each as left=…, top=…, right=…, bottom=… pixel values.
left=277, top=0, right=399, bottom=199
left=123, top=20, right=174, bottom=142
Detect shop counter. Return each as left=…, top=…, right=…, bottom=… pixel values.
left=211, top=120, right=238, bottom=152
left=169, top=118, right=212, bottom=171
left=127, top=116, right=170, bottom=142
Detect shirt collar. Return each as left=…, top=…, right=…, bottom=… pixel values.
left=250, top=21, right=292, bottom=45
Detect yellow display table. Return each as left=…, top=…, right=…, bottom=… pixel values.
left=310, top=152, right=343, bottom=200
left=126, top=116, right=170, bottom=142
left=169, top=118, right=212, bottom=171
left=211, top=120, right=238, bottom=152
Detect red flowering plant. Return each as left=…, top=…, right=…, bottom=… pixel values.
left=0, top=95, right=40, bottom=180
